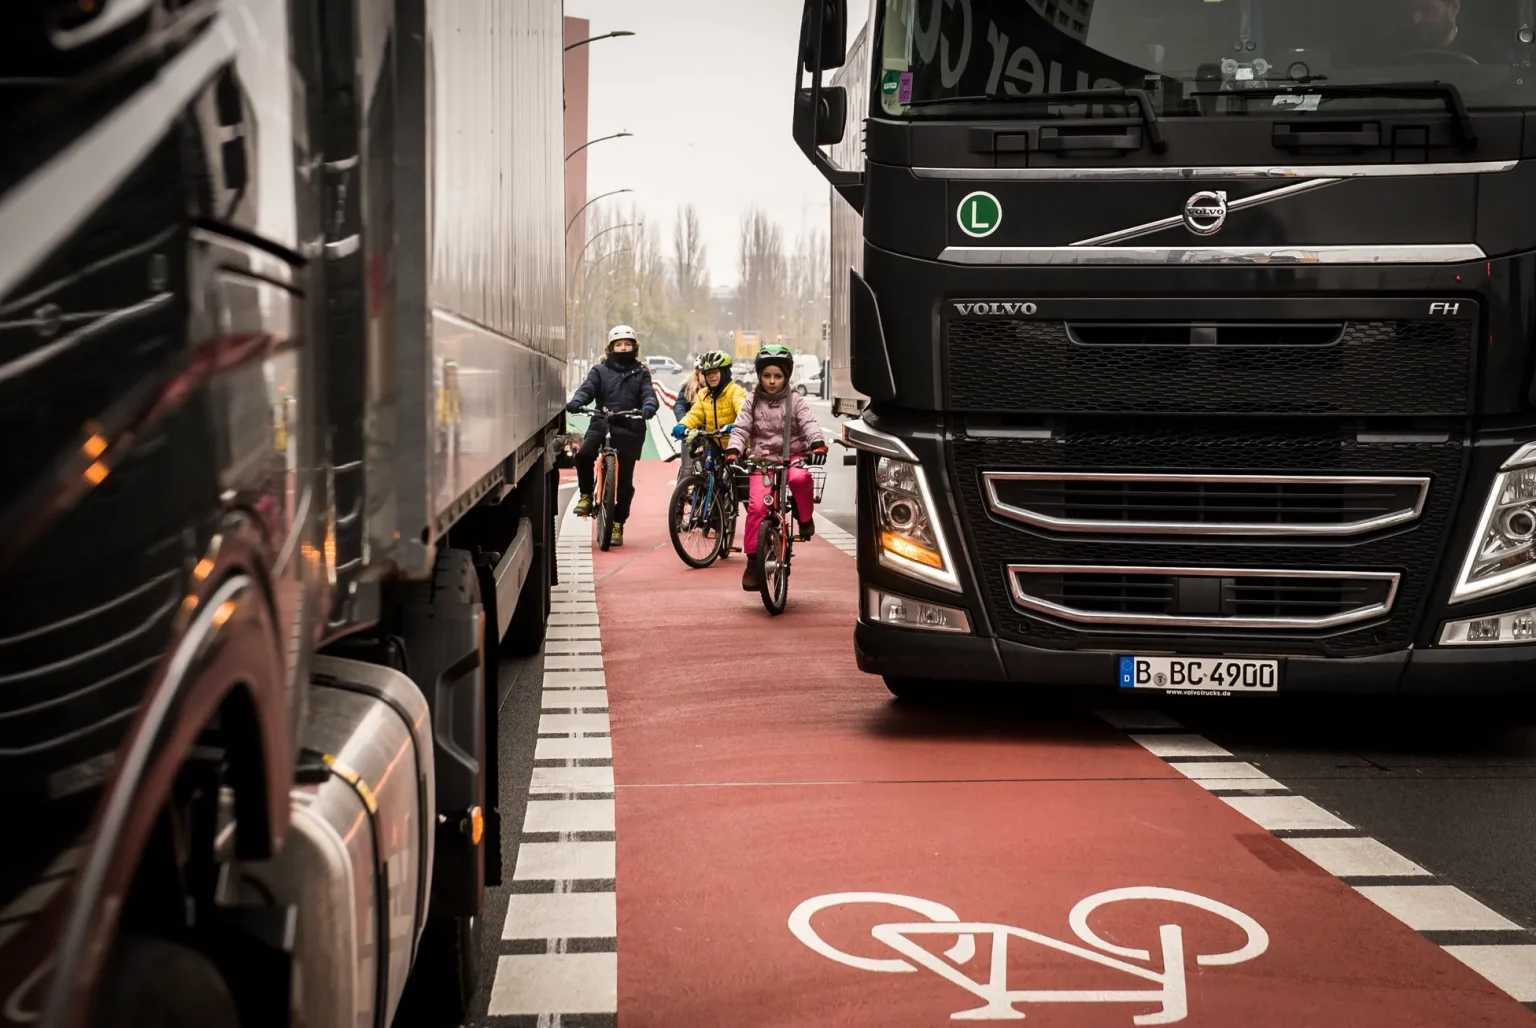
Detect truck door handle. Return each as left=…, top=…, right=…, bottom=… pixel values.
left=1272, top=122, right=1381, bottom=149
left=1038, top=126, right=1141, bottom=152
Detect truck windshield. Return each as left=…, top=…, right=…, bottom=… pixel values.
left=877, top=0, right=1536, bottom=116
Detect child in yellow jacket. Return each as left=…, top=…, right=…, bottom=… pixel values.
left=671, top=350, right=747, bottom=478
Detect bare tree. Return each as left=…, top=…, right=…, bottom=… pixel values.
left=788, top=226, right=829, bottom=355
left=737, top=208, right=787, bottom=335
left=672, top=205, right=711, bottom=356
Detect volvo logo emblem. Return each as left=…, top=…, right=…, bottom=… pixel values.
left=1182, top=191, right=1228, bottom=236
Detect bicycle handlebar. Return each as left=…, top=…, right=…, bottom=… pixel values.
left=572, top=406, right=646, bottom=419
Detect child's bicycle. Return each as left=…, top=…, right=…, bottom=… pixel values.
left=664, top=427, right=739, bottom=568
left=738, top=454, right=827, bottom=615
left=571, top=406, right=646, bottom=552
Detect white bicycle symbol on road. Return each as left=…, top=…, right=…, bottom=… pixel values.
left=788, top=888, right=1268, bottom=1024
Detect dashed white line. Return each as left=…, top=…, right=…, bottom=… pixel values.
left=489, top=954, right=618, bottom=1015
left=1358, top=885, right=1523, bottom=932
left=1099, top=705, right=1536, bottom=1008
left=513, top=841, right=616, bottom=881
left=529, top=766, right=616, bottom=794
left=523, top=799, right=616, bottom=834
left=538, top=712, right=610, bottom=734
left=535, top=736, right=613, bottom=760
left=540, top=689, right=609, bottom=710
left=503, top=893, right=617, bottom=940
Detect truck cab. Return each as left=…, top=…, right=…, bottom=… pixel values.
left=796, top=0, right=1536, bottom=699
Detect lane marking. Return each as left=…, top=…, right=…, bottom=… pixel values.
left=487, top=492, right=619, bottom=1021
left=789, top=887, right=1267, bottom=1022
left=1218, top=794, right=1354, bottom=832
left=503, top=893, right=618, bottom=941
left=1357, top=885, right=1523, bottom=932
left=1097, top=706, right=1536, bottom=1007
left=523, top=800, right=616, bottom=834
left=529, top=766, right=616, bottom=794
left=489, top=954, right=618, bottom=1015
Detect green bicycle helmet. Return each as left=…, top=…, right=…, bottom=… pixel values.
left=697, top=349, right=732, bottom=372
left=754, top=343, right=794, bottom=378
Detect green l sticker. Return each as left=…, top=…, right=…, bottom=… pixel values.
left=881, top=70, right=901, bottom=95
left=956, top=191, right=1002, bottom=238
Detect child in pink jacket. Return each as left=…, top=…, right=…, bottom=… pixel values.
left=725, top=345, right=828, bottom=592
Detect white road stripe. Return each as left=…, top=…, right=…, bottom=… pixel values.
left=536, top=736, right=613, bottom=760
left=1168, top=760, right=1271, bottom=780
left=1443, top=945, right=1536, bottom=1001
left=541, top=689, right=609, bottom=710
left=1129, top=733, right=1232, bottom=758
left=503, top=893, right=617, bottom=941
left=529, top=766, right=616, bottom=794
left=547, top=625, right=602, bottom=640
left=1284, top=837, right=1431, bottom=878
left=543, top=639, right=604, bottom=655
left=545, top=654, right=604, bottom=671
left=543, top=670, right=606, bottom=688
left=551, top=602, right=599, bottom=614
left=523, top=799, right=616, bottom=833
left=513, top=841, right=616, bottom=881
left=1191, top=777, right=1289, bottom=792
left=550, top=614, right=600, bottom=627
left=538, top=713, right=609, bottom=734
left=488, top=954, right=618, bottom=1015
left=1220, top=794, right=1352, bottom=831
left=1357, top=885, right=1523, bottom=932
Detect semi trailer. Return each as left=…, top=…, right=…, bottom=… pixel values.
left=798, top=0, right=1536, bottom=699
left=0, top=0, right=565, bottom=1024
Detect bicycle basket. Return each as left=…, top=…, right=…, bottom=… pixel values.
left=808, top=465, right=827, bottom=503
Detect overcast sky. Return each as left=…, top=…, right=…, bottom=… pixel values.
left=567, top=0, right=869, bottom=289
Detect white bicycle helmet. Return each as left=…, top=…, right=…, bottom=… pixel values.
left=607, top=324, right=638, bottom=349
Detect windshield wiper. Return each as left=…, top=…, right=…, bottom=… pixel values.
left=1189, top=81, right=1476, bottom=149
left=905, top=88, right=1167, bottom=153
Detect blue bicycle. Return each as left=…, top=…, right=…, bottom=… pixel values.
left=665, top=426, right=739, bottom=568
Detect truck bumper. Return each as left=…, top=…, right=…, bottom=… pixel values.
left=854, top=618, right=1536, bottom=695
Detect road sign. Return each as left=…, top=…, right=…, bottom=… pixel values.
left=956, top=191, right=1002, bottom=239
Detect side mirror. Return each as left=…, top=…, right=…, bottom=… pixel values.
left=800, top=0, right=847, bottom=72
left=794, top=85, right=847, bottom=148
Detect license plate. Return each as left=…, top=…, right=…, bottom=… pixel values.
left=1119, top=655, right=1278, bottom=695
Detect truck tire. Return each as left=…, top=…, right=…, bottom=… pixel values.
left=398, top=915, right=481, bottom=1027
left=398, top=548, right=487, bottom=1024
left=883, top=677, right=941, bottom=703
left=92, top=934, right=241, bottom=1028
left=505, top=467, right=554, bottom=656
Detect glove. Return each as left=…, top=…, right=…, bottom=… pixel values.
left=566, top=400, right=583, bottom=414
left=721, top=422, right=735, bottom=434
left=671, top=424, right=687, bottom=439
left=725, top=449, right=741, bottom=463
left=807, top=447, right=828, bottom=466
left=644, top=408, right=656, bottom=420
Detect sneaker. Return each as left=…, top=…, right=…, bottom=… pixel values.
left=741, top=562, right=760, bottom=591
left=574, top=494, right=594, bottom=517
left=795, top=516, right=815, bottom=542
left=610, top=523, right=624, bottom=547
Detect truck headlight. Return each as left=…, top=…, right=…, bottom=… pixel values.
left=874, top=456, right=960, bottom=591
left=1451, top=446, right=1536, bottom=604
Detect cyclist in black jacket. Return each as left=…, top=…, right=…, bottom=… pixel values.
left=566, top=325, right=659, bottom=546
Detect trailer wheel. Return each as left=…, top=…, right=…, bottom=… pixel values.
left=92, top=934, right=241, bottom=1028
left=399, top=914, right=481, bottom=1026
left=505, top=466, right=555, bottom=656
left=398, top=548, right=488, bottom=1024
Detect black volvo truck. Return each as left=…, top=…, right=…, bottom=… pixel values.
left=796, top=0, right=1536, bottom=698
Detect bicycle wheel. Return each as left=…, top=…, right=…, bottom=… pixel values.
left=756, top=517, right=789, bottom=615
left=668, top=474, right=726, bottom=568
left=596, top=452, right=617, bottom=552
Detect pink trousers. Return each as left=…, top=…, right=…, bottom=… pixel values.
left=743, top=465, right=814, bottom=554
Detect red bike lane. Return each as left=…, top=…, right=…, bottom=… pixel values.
left=590, top=461, right=1533, bottom=1027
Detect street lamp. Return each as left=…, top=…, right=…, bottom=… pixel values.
left=566, top=131, right=632, bottom=162
left=565, top=30, right=634, bottom=51
left=566, top=188, right=633, bottom=235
